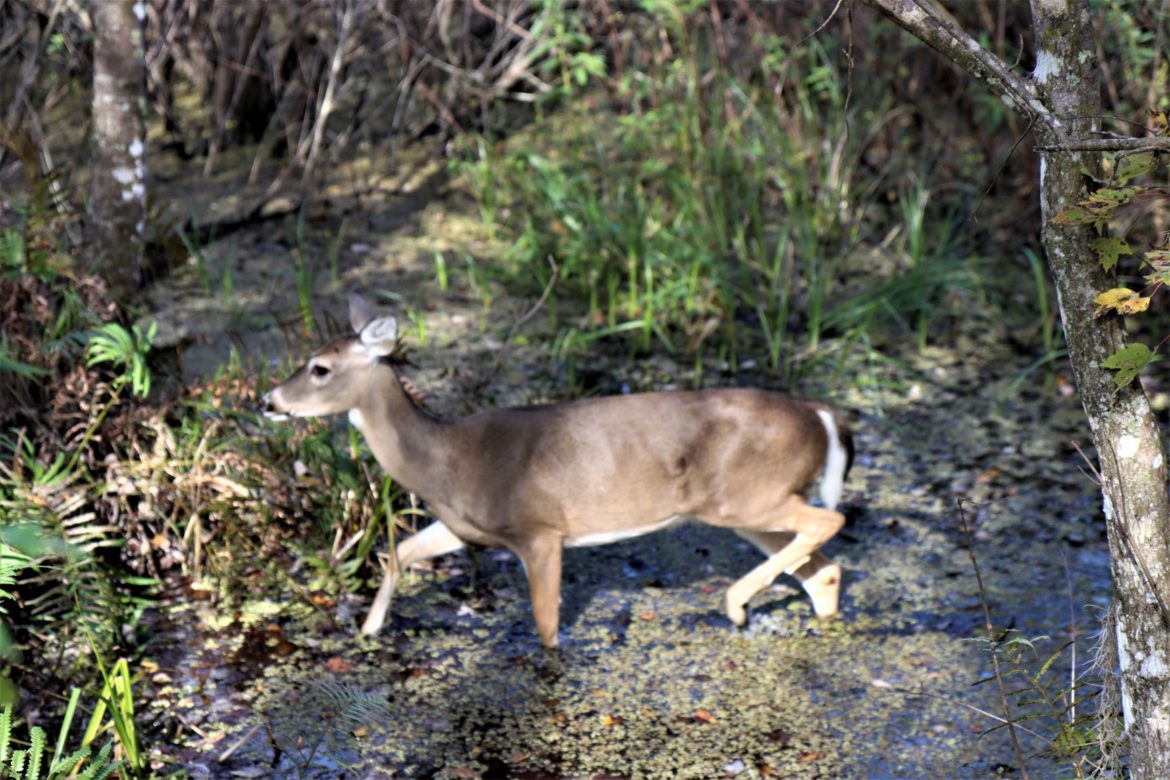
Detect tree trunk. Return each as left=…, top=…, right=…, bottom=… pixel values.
left=1029, top=5, right=1170, bottom=774
left=862, top=0, right=1170, bottom=775
left=89, top=0, right=148, bottom=297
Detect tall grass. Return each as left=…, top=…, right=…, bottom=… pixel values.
left=456, top=23, right=901, bottom=379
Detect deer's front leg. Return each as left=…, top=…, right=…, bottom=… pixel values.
left=361, top=521, right=465, bottom=635
left=726, top=502, right=845, bottom=626
left=517, top=536, right=564, bottom=648
left=734, top=530, right=842, bottom=617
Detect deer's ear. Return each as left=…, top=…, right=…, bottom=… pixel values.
left=349, top=292, right=375, bottom=334
left=360, top=315, right=398, bottom=357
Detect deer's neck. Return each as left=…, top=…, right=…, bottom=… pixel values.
left=350, top=362, right=449, bottom=495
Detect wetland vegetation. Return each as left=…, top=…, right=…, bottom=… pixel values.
left=0, top=1, right=1167, bottom=777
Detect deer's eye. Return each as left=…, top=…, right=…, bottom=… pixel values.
left=310, top=364, right=331, bottom=378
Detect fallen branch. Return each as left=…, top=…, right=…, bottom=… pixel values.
left=1036, top=136, right=1170, bottom=153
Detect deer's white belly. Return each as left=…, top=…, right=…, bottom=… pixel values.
left=565, top=515, right=687, bottom=547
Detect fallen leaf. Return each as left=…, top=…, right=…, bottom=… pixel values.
left=975, top=468, right=1001, bottom=484
left=768, top=728, right=792, bottom=746
left=325, top=656, right=354, bottom=674
left=694, top=709, right=717, bottom=724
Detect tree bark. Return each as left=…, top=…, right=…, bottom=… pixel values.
left=1029, top=4, right=1170, bottom=773
left=863, top=0, right=1170, bottom=775
left=89, top=0, right=148, bottom=296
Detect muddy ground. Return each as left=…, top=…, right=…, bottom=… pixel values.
left=137, top=152, right=1115, bottom=779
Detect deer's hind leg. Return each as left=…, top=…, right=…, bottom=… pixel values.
left=734, top=530, right=842, bottom=619
left=725, top=500, right=844, bottom=626
left=515, top=534, right=565, bottom=649
left=361, top=521, right=465, bottom=635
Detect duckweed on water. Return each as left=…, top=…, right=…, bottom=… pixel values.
left=130, top=156, right=1109, bottom=777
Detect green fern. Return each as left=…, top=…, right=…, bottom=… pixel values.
left=0, top=703, right=122, bottom=780
left=309, top=678, right=391, bottom=733
left=0, top=444, right=123, bottom=660
left=85, top=322, right=157, bottom=399
left=0, top=336, right=46, bottom=382
left=262, top=677, right=391, bottom=772
left=0, top=229, right=22, bottom=272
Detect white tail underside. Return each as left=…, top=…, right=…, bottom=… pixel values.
left=816, top=409, right=847, bottom=511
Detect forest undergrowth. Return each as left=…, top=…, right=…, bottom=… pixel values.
left=0, top=1, right=1166, bottom=776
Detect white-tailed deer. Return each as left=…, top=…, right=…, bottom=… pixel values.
left=263, top=293, right=853, bottom=648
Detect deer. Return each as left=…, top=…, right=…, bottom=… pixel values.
left=262, top=293, right=854, bottom=648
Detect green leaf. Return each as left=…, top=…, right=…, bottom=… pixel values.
left=1055, top=187, right=1141, bottom=230
left=1090, top=236, right=1132, bottom=271
left=1102, top=343, right=1154, bottom=387
left=1145, top=250, right=1170, bottom=285
left=27, top=725, right=45, bottom=779
left=0, top=704, right=10, bottom=763
left=1088, top=186, right=1138, bottom=205
left=1052, top=207, right=1091, bottom=225
left=1114, top=152, right=1155, bottom=185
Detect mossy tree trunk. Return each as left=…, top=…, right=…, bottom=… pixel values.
left=863, top=0, right=1170, bottom=775
left=89, top=0, right=147, bottom=296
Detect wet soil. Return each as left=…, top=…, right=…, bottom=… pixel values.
left=137, top=150, right=1113, bottom=779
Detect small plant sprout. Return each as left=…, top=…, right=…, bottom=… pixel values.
left=85, top=321, right=157, bottom=399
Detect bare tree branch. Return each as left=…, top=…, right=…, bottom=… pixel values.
left=1037, top=136, right=1170, bottom=153
left=862, top=0, right=1052, bottom=129
left=302, top=0, right=356, bottom=176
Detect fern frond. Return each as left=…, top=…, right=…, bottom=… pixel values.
left=305, top=677, right=391, bottom=732
left=10, top=748, right=27, bottom=775
left=47, top=745, right=91, bottom=776
left=0, top=704, right=123, bottom=780
left=76, top=742, right=121, bottom=780
left=0, top=443, right=125, bottom=656
left=25, top=566, right=119, bottom=650
left=27, top=726, right=45, bottom=779
left=0, top=703, right=12, bottom=763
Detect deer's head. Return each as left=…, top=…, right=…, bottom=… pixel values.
left=262, top=293, right=398, bottom=420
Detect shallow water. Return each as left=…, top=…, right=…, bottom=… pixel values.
left=140, top=342, right=1110, bottom=778
left=137, top=159, right=1113, bottom=778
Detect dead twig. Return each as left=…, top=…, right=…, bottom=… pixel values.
left=302, top=0, right=357, bottom=177
left=957, top=497, right=1031, bottom=780
left=871, top=681, right=1049, bottom=744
